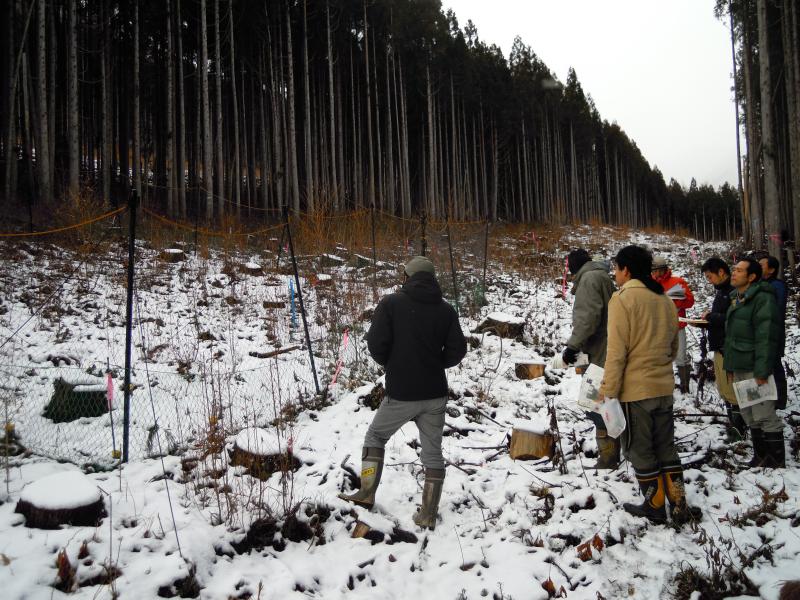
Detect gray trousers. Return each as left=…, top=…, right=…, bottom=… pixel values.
left=622, top=395, right=681, bottom=477
left=732, top=372, right=784, bottom=433
left=364, top=396, right=447, bottom=470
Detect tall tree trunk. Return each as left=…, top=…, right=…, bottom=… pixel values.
left=326, top=0, right=338, bottom=209
left=67, top=0, right=79, bottom=198
left=200, top=0, right=214, bottom=217
left=302, top=0, right=313, bottom=211
left=101, top=0, right=112, bottom=204
left=165, top=0, right=176, bottom=214
left=743, top=5, right=763, bottom=245
left=214, top=0, right=224, bottom=216
left=783, top=0, right=800, bottom=246
left=757, top=0, right=781, bottom=258
left=36, top=0, right=51, bottom=203
left=176, top=0, right=187, bottom=215
left=229, top=0, right=240, bottom=210
left=286, top=1, right=300, bottom=214
left=730, top=1, right=749, bottom=245
left=364, top=1, right=375, bottom=210
left=133, top=0, right=141, bottom=198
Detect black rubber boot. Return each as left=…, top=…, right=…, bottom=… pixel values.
left=749, top=428, right=768, bottom=468
left=763, top=431, right=786, bottom=468
left=726, top=405, right=748, bottom=441
left=338, top=447, right=384, bottom=509
left=623, top=473, right=667, bottom=524
left=413, top=468, right=445, bottom=530
left=662, top=469, right=702, bottom=525
left=594, top=430, right=620, bottom=469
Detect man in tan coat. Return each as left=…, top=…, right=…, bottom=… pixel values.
left=599, top=245, right=700, bottom=525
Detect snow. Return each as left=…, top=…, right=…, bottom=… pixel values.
left=0, top=224, right=797, bottom=599
left=512, top=418, right=550, bottom=435
left=164, top=248, right=183, bottom=255
left=316, top=273, right=332, bottom=282
left=233, top=427, right=283, bottom=456
left=244, top=261, right=261, bottom=270
left=19, top=470, right=101, bottom=510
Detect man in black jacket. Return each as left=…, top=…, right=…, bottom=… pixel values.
left=759, top=255, right=788, bottom=410
left=698, top=258, right=743, bottom=439
left=339, top=256, right=467, bottom=530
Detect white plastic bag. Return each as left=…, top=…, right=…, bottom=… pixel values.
left=576, top=363, right=604, bottom=411
left=599, top=397, right=626, bottom=439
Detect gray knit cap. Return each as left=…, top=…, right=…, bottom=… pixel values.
left=652, top=255, right=668, bottom=269
left=404, top=256, right=435, bottom=277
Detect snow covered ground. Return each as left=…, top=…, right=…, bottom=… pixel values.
left=0, top=225, right=798, bottom=599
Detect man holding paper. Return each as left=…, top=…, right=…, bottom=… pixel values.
left=599, top=246, right=700, bottom=525
left=723, top=257, right=785, bottom=468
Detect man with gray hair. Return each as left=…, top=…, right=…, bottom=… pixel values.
left=339, top=256, right=467, bottom=530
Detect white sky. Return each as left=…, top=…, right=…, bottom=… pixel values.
left=442, top=0, right=738, bottom=188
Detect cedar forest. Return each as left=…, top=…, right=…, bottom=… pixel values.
left=0, top=0, right=797, bottom=250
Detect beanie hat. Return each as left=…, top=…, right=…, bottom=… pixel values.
left=404, top=256, right=435, bottom=277
left=567, top=249, right=591, bottom=275
left=652, top=255, right=668, bottom=269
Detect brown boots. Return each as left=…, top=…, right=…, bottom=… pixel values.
left=624, top=469, right=701, bottom=526
left=338, top=447, right=384, bottom=509
left=413, top=468, right=445, bottom=530
left=594, top=430, right=621, bottom=469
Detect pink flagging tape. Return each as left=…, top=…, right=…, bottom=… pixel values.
left=332, top=328, right=350, bottom=385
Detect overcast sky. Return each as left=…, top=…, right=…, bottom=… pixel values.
left=442, top=0, right=738, bottom=189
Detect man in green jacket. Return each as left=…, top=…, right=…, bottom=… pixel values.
left=723, top=257, right=785, bottom=468
left=561, top=248, right=617, bottom=468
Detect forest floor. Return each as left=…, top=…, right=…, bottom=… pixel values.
left=0, top=223, right=798, bottom=600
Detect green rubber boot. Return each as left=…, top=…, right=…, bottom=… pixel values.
left=338, top=447, right=384, bottom=509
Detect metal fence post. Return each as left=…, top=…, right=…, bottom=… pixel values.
left=284, top=210, right=321, bottom=395
left=122, top=189, right=138, bottom=462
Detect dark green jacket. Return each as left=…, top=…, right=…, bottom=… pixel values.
left=722, top=281, right=781, bottom=379
left=567, top=261, right=615, bottom=367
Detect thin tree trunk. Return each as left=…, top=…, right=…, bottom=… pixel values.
left=286, top=1, right=300, bottom=214
left=730, top=1, right=749, bottom=245
left=302, top=0, right=313, bottom=211
left=200, top=0, right=214, bottom=217
left=165, top=0, right=176, bottom=214
left=176, top=0, right=187, bottom=215
left=101, top=0, right=112, bottom=204
left=326, top=0, right=338, bottom=210
left=757, top=0, right=781, bottom=258
left=214, top=0, right=224, bottom=216
left=36, top=0, right=51, bottom=203
left=133, top=0, right=141, bottom=198
left=67, top=0, right=79, bottom=198
left=229, top=0, right=240, bottom=210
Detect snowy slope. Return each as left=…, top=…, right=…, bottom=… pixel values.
left=0, top=225, right=797, bottom=600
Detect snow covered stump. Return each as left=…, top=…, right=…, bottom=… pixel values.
left=15, top=471, right=105, bottom=529
left=160, top=248, right=186, bottom=263
left=241, top=261, right=263, bottom=276
left=228, top=427, right=301, bottom=480
left=509, top=420, right=555, bottom=460
left=43, top=375, right=109, bottom=423
left=474, top=312, right=525, bottom=339
left=515, top=362, right=546, bottom=379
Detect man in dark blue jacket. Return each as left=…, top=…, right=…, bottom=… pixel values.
left=339, top=256, right=467, bottom=530
left=759, top=255, right=788, bottom=410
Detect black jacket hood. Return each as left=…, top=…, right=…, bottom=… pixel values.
left=402, top=272, right=443, bottom=304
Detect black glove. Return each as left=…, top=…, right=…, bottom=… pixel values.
left=562, top=347, right=579, bottom=365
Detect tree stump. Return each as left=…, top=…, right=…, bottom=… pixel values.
left=474, top=312, right=525, bottom=338
left=43, top=376, right=109, bottom=423
left=318, top=253, right=346, bottom=268
left=515, top=362, right=546, bottom=380
left=16, top=471, right=106, bottom=529
left=228, top=427, right=301, bottom=480
left=509, top=423, right=555, bottom=460
left=351, top=521, right=371, bottom=538
left=241, top=262, right=263, bottom=276
left=160, top=248, right=186, bottom=263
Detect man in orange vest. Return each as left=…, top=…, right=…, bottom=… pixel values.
left=652, top=256, right=695, bottom=393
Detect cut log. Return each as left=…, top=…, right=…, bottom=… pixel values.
left=318, top=253, right=346, bottom=268
left=351, top=521, right=371, bottom=539
left=473, top=312, right=525, bottom=338
left=515, top=362, right=546, bottom=380
left=160, top=248, right=186, bottom=263
left=262, top=300, right=285, bottom=309
left=228, top=427, right=301, bottom=480
left=16, top=471, right=106, bottom=529
left=43, top=376, right=109, bottom=423
left=509, top=426, right=555, bottom=460
left=311, top=273, right=333, bottom=287
left=248, top=345, right=299, bottom=359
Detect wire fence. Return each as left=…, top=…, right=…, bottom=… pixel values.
left=0, top=196, right=494, bottom=469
